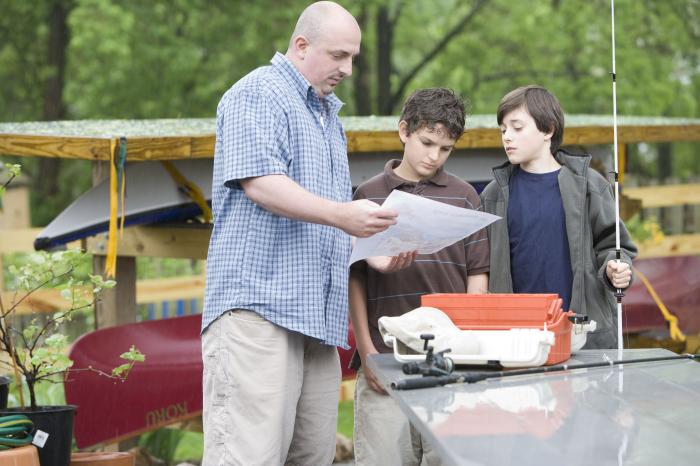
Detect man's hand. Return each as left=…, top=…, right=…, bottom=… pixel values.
left=360, top=348, right=387, bottom=394
left=606, top=260, right=632, bottom=289
left=366, top=251, right=417, bottom=273
left=338, top=199, right=397, bottom=238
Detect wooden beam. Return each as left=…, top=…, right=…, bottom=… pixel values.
left=1, top=288, right=64, bottom=314
left=0, top=134, right=112, bottom=160
left=86, top=226, right=211, bottom=259
left=624, top=184, right=700, bottom=208
left=0, top=228, right=42, bottom=253
left=2, top=123, right=699, bottom=159
left=636, top=233, right=700, bottom=258
left=136, top=275, right=205, bottom=302
left=116, top=136, right=215, bottom=160
left=0, top=228, right=82, bottom=253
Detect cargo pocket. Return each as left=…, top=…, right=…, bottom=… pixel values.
left=206, top=351, right=233, bottom=446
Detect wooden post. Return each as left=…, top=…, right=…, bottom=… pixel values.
left=92, top=161, right=137, bottom=329
left=92, top=254, right=137, bottom=328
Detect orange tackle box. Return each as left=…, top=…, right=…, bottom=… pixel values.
left=421, top=293, right=575, bottom=365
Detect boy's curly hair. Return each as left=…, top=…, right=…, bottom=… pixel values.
left=400, top=88, right=466, bottom=141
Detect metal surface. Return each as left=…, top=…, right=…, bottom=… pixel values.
left=367, top=349, right=700, bottom=466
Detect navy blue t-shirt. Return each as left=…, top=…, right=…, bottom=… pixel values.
left=508, top=166, right=573, bottom=310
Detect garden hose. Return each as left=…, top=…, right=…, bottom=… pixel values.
left=0, top=414, right=33, bottom=450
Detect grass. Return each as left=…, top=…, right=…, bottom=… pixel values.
left=337, top=400, right=354, bottom=439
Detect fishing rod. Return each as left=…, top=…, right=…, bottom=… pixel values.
left=392, top=353, right=700, bottom=390
left=610, top=0, right=624, bottom=359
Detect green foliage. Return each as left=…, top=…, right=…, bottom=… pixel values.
left=139, top=427, right=203, bottom=466
left=0, top=164, right=144, bottom=408
left=625, top=214, right=664, bottom=245
left=0, top=246, right=146, bottom=409
left=111, top=345, right=146, bottom=377
left=337, top=399, right=354, bottom=439
left=1, top=0, right=699, bottom=223
left=0, top=162, right=21, bottom=202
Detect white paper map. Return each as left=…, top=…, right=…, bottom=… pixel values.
left=350, top=190, right=500, bottom=264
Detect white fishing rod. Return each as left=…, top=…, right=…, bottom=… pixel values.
left=610, top=0, right=624, bottom=360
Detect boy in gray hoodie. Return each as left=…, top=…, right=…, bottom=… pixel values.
left=480, top=85, right=637, bottom=349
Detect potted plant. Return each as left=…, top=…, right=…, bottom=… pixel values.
left=0, top=162, right=144, bottom=466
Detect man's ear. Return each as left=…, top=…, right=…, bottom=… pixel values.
left=292, top=35, right=310, bottom=59
left=398, top=120, right=409, bottom=144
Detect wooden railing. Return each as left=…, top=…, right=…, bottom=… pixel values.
left=624, top=183, right=700, bottom=258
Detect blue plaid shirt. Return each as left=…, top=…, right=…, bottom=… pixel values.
left=202, top=53, right=352, bottom=348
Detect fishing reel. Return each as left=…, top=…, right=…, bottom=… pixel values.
left=402, top=333, right=455, bottom=377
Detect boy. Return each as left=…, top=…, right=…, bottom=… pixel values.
left=350, top=88, right=489, bottom=466
left=480, top=85, right=637, bottom=349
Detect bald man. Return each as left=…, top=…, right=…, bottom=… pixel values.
left=201, top=2, right=397, bottom=465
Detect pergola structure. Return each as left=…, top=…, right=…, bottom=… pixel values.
left=1, top=115, right=700, bottom=328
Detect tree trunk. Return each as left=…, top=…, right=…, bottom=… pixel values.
left=38, top=1, right=71, bottom=204
left=353, top=5, right=372, bottom=115
left=27, top=377, right=37, bottom=409
left=376, top=5, right=394, bottom=115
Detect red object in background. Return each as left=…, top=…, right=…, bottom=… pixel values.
left=65, top=315, right=357, bottom=448
left=625, top=256, right=700, bottom=335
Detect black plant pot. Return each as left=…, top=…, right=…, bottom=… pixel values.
left=0, top=376, right=10, bottom=409
left=0, top=405, right=76, bottom=466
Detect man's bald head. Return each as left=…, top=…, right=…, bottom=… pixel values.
left=288, top=1, right=359, bottom=50
left=286, top=1, right=361, bottom=97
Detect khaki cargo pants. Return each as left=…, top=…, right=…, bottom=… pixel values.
left=202, top=310, right=340, bottom=466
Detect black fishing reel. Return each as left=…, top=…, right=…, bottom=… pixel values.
left=402, top=333, right=455, bottom=377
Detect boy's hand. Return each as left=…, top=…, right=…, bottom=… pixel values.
left=606, top=260, right=632, bottom=289
left=360, top=348, right=387, bottom=394
left=366, top=251, right=417, bottom=273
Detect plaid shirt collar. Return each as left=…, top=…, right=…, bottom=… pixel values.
left=271, top=52, right=343, bottom=115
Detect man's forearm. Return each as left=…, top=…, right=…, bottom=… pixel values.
left=241, top=174, right=341, bottom=227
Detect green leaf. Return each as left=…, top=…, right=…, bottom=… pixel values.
left=22, top=325, right=39, bottom=342
left=111, top=363, right=131, bottom=377
left=120, top=345, right=146, bottom=363
left=44, top=333, right=68, bottom=349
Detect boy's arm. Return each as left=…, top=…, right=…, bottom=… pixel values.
left=466, top=273, right=488, bottom=294
left=589, top=182, right=638, bottom=290
left=348, top=268, right=387, bottom=394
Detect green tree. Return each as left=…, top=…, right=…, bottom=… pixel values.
left=1, top=0, right=699, bottom=223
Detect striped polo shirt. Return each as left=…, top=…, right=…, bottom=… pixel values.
left=350, top=159, right=490, bottom=364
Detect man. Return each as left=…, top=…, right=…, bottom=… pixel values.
left=201, top=2, right=399, bottom=465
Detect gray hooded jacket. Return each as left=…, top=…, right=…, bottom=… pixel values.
left=480, top=150, right=637, bottom=349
